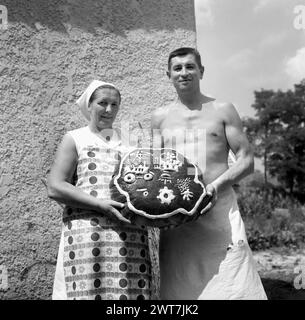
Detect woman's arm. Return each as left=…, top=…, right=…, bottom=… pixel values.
left=47, top=133, right=130, bottom=223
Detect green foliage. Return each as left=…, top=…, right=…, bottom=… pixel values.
left=236, top=186, right=305, bottom=251
left=243, top=79, right=305, bottom=197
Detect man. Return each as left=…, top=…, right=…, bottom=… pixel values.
left=151, top=47, right=267, bottom=300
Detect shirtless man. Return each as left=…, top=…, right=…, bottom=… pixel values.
left=151, top=47, right=267, bottom=300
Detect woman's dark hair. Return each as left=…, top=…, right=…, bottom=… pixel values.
left=89, top=85, right=121, bottom=104
left=168, top=47, right=204, bottom=70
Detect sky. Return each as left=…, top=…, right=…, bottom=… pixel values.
left=194, top=0, right=305, bottom=118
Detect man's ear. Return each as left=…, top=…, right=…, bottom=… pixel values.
left=166, top=70, right=171, bottom=79
left=200, top=66, right=204, bottom=79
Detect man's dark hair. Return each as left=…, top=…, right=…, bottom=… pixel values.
left=167, top=47, right=204, bottom=70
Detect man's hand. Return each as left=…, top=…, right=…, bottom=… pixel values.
left=200, top=183, right=218, bottom=215
left=99, top=200, right=131, bottom=224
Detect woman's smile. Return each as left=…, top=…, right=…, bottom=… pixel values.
left=88, top=87, right=121, bottom=129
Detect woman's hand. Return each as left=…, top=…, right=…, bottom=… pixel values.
left=98, top=200, right=131, bottom=224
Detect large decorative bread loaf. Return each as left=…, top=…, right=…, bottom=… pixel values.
left=110, top=148, right=211, bottom=228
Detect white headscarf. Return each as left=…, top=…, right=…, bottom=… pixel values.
left=76, top=80, right=118, bottom=121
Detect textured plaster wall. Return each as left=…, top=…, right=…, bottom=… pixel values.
left=0, top=0, right=196, bottom=299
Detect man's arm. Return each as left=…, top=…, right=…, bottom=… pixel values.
left=212, top=102, right=254, bottom=193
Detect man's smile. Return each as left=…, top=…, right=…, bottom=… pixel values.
left=99, top=114, right=113, bottom=119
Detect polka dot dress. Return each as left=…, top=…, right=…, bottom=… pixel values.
left=55, top=127, right=152, bottom=300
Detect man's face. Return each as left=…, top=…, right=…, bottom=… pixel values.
left=167, top=53, right=204, bottom=92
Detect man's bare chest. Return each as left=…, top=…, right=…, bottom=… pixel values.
left=160, top=111, right=225, bottom=141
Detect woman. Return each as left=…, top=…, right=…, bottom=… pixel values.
left=48, top=80, right=152, bottom=300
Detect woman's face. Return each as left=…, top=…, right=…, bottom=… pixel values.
left=88, top=87, right=120, bottom=130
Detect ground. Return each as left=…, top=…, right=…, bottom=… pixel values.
left=149, top=229, right=305, bottom=300
left=253, top=248, right=305, bottom=300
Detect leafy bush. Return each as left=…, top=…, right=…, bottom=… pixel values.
left=236, top=187, right=305, bottom=251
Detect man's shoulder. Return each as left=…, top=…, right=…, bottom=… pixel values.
left=211, top=100, right=242, bottom=124
left=153, top=102, right=176, bottom=113
left=151, top=103, right=174, bottom=120
left=212, top=100, right=235, bottom=111
left=212, top=100, right=239, bottom=115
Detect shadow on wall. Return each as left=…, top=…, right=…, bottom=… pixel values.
left=2, top=0, right=195, bottom=35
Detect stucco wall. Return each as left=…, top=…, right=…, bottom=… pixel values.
left=0, top=0, right=196, bottom=299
